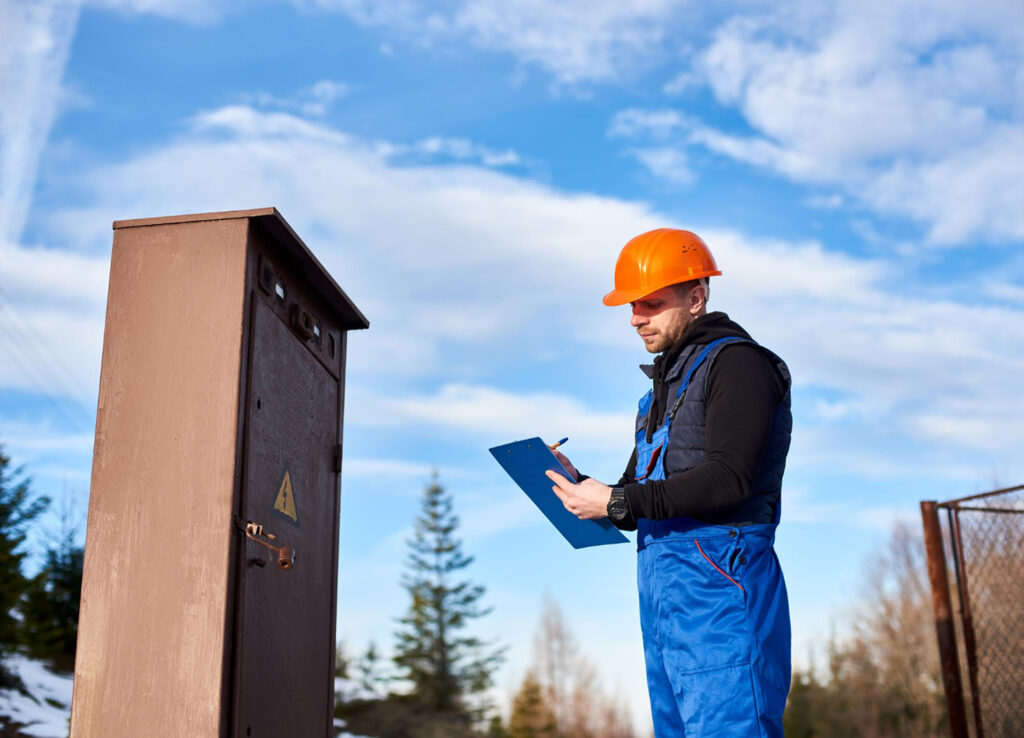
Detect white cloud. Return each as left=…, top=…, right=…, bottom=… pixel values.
left=24, top=104, right=1024, bottom=475
left=0, top=299, right=103, bottom=408
left=0, top=240, right=109, bottom=308
left=662, top=70, right=698, bottom=96
left=357, top=383, right=633, bottom=451
left=0, top=239, right=106, bottom=408
left=781, top=486, right=847, bottom=525
left=241, top=79, right=351, bottom=118
left=83, top=0, right=231, bottom=24
left=0, top=0, right=81, bottom=245
left=384, top=135, right=522, bottom=168
left=457, top=489, right=541, bottom=544
left=455, top=0, right=677, bottom=84
left=343, top=458, right=476, bottom=482
left=811, top=397, right=886, bottom=423
left=39, top=105, right=658, bottom=374
left=600, top=2, right=1024, bottom=245
left=629, top=147, right=695, bottom=186
left=192, top=105, right=352, bottom=144
left=689, top=228, right=1024, bottom=465
left=685, top=1, right=1024, bottom=245
left=782, top=486, right=957, bottom=529
left=851, top=505, right=921, bottom=531
left=863, top=124, right=1024, bottom=244
left=804, top=193, right=844, bottom=210
left=1, top=0, right=265, bottom=249
left=343, top=458, right=437, bottom=479
left=984, top=281, right=1024, bottom=306
left=310, top=0, right=683, bottom=84
left=687, top=125, right=821, bottom=181
left=910, top=395, right=1024, bottom=452
left=0, top=418, right=94, bottom=456
left=607, top=109, right=689, bottom=140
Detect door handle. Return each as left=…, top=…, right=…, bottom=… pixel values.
left=240, top=520, right=295, bottom=570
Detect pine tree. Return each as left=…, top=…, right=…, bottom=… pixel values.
left=20, top=525, right=84, bottom=669
left=508, top=672, right=557, bottom=738
left=486, top=715, right=511, bottom=738
left=0, top=443, right=49, bottom=684
left=393, top=475, right=504, bottom=716
left=335, top=639, right=351, bottom=678
left=354, top=640, right=389, bottom=695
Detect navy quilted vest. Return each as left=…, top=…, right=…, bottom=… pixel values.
left=635, top=337, right=792, bottom=524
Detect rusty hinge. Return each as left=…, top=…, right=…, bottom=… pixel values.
left=234, top=516, right=295, bottom=570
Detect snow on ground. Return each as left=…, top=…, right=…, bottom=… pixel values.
left=334, top=716, right=376, bottom=738
left=0, top=656, right=73, bottom=738
left=334, top=676, right=380, bottom=738
left=0, top=659, right=379, bottom=738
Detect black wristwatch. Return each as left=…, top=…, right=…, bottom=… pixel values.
left=607, top=485, right=629, bottom=523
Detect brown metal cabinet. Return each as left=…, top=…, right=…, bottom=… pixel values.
left=70, top=209, right=368, bottom=738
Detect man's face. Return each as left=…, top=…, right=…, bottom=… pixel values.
left=630, top=285, right=694, bottom=354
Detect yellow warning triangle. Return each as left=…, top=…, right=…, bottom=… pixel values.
left=274, top=470, right=298, bottom=522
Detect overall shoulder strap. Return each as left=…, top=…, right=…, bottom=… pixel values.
left=667, top=336, right=747, bottom=422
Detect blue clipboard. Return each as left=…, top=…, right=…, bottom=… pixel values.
left=489, top=437, right=628, bottom=549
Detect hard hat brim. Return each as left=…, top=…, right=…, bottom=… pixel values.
left=602, top=269, right=722, bottom=307
left=602, top=287, right=655, bottom=306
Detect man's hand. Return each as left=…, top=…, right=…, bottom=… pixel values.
left=545, top=471, right=612, bottom=520
left=551, top=449, right=579, bottom=481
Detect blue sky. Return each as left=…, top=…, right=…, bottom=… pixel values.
left=3, top=0, right=1024, bottom=730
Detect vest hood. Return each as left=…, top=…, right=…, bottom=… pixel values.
left=642, top=312, right=753, bottom=380
left=642, top=312, right=754, bottom=428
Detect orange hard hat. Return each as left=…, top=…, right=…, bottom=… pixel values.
left=602, top=228, right=721, bottom=306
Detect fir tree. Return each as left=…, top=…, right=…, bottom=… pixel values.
left=354, top=640, right=389, bottom=695
left=20, top=525, right=84, bottom=669
left=486, top=715, right=511, bottom=738
left=0, top=444, right=49, bottom=684
left=335, top=639, right=351, bottom=678
left=508, top=672, right=557, bottom=738
left=393, top=475, right=504, bottom=716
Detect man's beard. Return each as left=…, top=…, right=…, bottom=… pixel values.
left=639, top=330, right=673, bottom=354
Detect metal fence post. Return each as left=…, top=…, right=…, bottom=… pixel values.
left=921, top=500, right=970, bottom=738
left=947, top=507, right=985, bottom=737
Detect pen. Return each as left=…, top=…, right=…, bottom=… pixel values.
left=549, top=437, right=569, bottom=450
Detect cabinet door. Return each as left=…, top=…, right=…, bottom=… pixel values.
left=232, top=296, right=339, bottom=738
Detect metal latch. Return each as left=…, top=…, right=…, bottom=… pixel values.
left=240, top=519, right=295, bottom=570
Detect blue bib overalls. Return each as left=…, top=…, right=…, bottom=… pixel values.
left=635, top=338, right=791, bottom=737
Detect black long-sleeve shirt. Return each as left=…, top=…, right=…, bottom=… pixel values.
left=615, top=312, right=787, bottom=528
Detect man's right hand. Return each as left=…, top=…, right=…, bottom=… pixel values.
left=552, top=449, right=579, bottom=481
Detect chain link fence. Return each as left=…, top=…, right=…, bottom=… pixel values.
left=921, top=485, right=1024, bottom=738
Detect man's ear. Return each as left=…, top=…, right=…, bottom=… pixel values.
left=689, top=284, right=707, bottom=315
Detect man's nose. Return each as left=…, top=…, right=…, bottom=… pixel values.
left=630, top=308, right=647, bottom=327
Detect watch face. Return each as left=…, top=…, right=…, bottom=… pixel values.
left=608, top=491, right=627, bottom=520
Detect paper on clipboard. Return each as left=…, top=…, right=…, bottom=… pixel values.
left=489, top=437, right=628, bottom=549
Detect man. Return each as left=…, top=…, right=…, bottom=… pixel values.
left=545, top=228, right=792, bottom=737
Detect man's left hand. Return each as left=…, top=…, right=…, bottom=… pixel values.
left=545, top=471, right=612, bottom=520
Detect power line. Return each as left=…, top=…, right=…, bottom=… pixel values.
left=0, top=286, right=95, bottom=432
